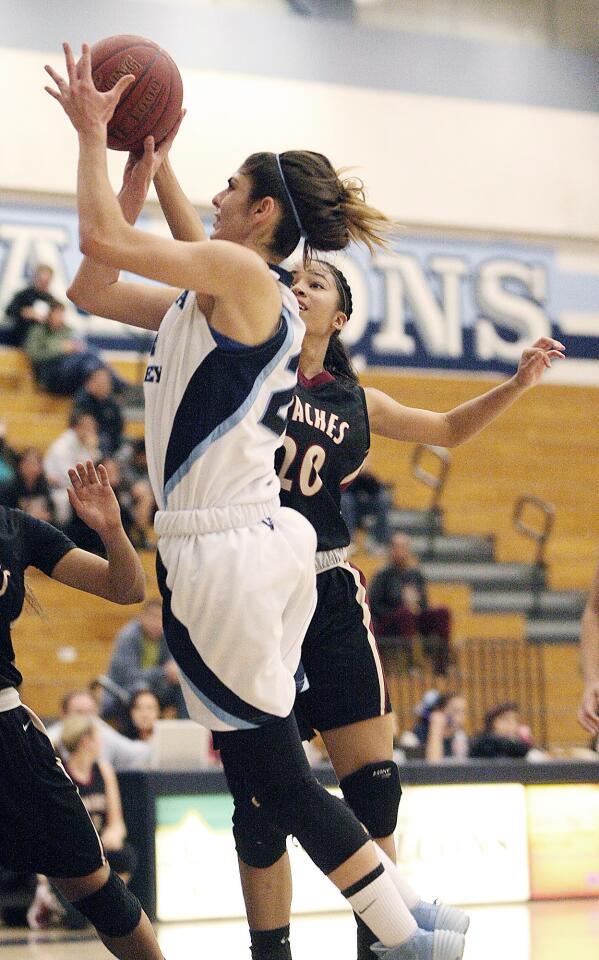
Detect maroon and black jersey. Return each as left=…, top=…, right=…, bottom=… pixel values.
left=0, top=507, right=75, bottom=690
left=276, top=370, right=369, bottom=553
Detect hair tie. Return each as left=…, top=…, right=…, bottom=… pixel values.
left=275, top=154, right=307, bottom=240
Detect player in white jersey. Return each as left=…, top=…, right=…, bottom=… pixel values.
left=48, top=44, right=467, bottom=960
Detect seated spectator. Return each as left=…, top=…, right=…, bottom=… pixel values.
left=470, top=702, right=531, bottom=759
left=122, top=688, right=161, bottom=742
left=30, top=715, right=139, bottom=931
left=4, top=263, right=55, bottom=347
left=101, top=598, right=186, bottom=720
left=412, top=690, right=469, bottom=761
left=47, top=688, right=150, bottom=770
left=61, top=715, right=137, bottom=882
left=340, top=452, right=391, bottom=553
left=0, top=420, right=17, bottom=485
left=24, top=299, right=113, bottom=396
left=73, top=367, right=124, bottom=456
left=369, top=533, right=452, bottom=675
left=104, top=457, right=155, bottom=548
left=117, top=438, right=157, bottom=539
left=44, top=411, right=100, bottom=527
left=0, top=446, right=56, bottom=523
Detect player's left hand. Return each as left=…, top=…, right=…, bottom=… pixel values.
left=44, top=42, right=134, bottom=134
left=67, top=460, right=122, bottom=538
left=514, top=337, right=565, bottom=389
left=118, top=110, right=186, bottom=223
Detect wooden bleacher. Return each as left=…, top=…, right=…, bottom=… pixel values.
left=359, top=370, right=599, bottom=747
left=2, top=348, right=597, bottom=745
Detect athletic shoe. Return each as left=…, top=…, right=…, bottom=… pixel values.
left=411, top=900, right=470, bottom=935
left=371, top=928, right=465, bottom=960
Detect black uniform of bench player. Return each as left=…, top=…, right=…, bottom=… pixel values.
left=0, top=461, right=164, bottom=960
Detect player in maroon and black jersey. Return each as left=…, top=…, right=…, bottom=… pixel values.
left=238, top=260, right=565, bottom=960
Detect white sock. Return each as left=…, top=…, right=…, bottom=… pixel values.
left=376, top=846, right=422, bottom=910
left=343, top=864, right=418, bottom=948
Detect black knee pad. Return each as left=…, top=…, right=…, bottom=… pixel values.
left=72, top=869, right=141, bottom=938
left=340, top=761, right=402, bottom=839
left=233, top=797, right=288, bottom=869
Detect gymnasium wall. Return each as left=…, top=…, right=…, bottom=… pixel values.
left=2, top=1, right=599, bottom=238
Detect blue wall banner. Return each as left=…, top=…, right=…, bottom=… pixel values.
left=1, top=201, right=598, bottom=382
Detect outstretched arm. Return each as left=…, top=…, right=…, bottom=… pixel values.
left=154, top=153, right=207, bottom=242
left=366, top=337, right=565, bottom=445
left=67, top=128, right=186, bottom=329
left=50, top=461, right=145, bottom=604
left=578, top=556, right=599, bottom=735
left=46, top=43, right=278, bottom=341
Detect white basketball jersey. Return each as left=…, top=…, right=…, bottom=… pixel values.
left=143, top=268, right=304, bottom=513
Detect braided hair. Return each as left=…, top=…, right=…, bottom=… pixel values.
left=321, top=263, right=358, bottom=384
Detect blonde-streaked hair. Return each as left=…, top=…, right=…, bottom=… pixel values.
left=60, top=714, right=96, bottom=754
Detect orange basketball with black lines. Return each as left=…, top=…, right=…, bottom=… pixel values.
left=90, top=35, right=183, bottom=152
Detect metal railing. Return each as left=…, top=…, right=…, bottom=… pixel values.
left=411, top=444, right=451, bottom=555
left=513, top=495, right=556, bottom=612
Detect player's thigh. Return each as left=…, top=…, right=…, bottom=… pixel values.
left=0, top=708, right=104, bottom=877
left=299, top=565, right=389, bottom=734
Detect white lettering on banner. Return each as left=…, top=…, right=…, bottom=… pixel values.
left=475, top=259, right=549, bottom=362
left=0, top=223, right=71, bottom=308
left=1, top=204, right=597, bottom=381
left=372, top=254, right=467, bottom=357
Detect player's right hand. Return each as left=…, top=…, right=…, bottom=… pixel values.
left=44, top=42, right=134, bottom=136
left=577, top=682, right=599, bottom=734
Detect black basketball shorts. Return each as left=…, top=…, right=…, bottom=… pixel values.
left=294, top=563, right=391, bottom=739
left=0, top=704, right=105, bottom=878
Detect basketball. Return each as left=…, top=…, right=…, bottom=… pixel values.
left=89, top=35, right=183, bottom=152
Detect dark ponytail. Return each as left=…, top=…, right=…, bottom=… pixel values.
left=240, top=151, right=395, bottom=263
left=322, top=263, right=358, bottom=384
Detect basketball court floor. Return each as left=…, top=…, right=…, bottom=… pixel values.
left=1, top=899, right=598, bottom=959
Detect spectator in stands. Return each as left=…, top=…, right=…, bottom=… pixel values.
left=470, top=702, right=531, bottom=759
left=47, top=688, right=150, bottom=771
left=24, top=299, right=112, bottom=396
left=102, top=457, right=154, bottom=549
left=117, top=438, right=156, bottom=546
left=61, top=715, right=137, bottom=882
left=369, top=533, right=452, bottom=675
left=73, top=368, right=124, bottom=457
left=412, top=690, right=469, bottom=761
left=44, top=411, right=100, bottom=525
left=29, top=715, right=139, bottom=931
left=0, top=447, right=56, bottom=524
left=0, top=421, right=17, bottom=485
left=122, top=689, right=161, bottom=742
left=340, top=451, right=391, bottom=553
left=101, top=599, right=186, bottom=721
left=578, top=552, right=599, bottom=736
left=4, top=263, right=55, bottom=347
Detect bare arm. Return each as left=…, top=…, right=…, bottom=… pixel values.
left=50, top=461, right=145, bottom=604
left=154, top=154, right=207, bottom=242
left=98, top=760, right=127, bottom=846
left=578, top=556, right=599, bottom=734
left=67, top=131, right=185, bottom=330
left=47, top=45, right=278, bottom=342
left=425, top=711, right=446, bottom=762
left=366, top=338, right=565, bottom=445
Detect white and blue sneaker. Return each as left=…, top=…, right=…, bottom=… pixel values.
left=412, top=900, right=470, bottom=935
left=371, top=928, right=465, bottom=960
